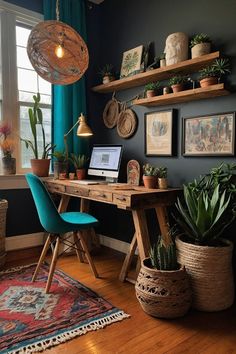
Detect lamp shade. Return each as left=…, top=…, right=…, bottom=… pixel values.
left=77, top=114, right=93, bottom=136
left=27, top=20, right=89, bottom=85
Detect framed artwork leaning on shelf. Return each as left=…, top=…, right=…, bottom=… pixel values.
left=182, top=112, right=235, bottom=156
left=145, top=109, right=176, bottom=156
left=120, top=45, right=143, bottom=78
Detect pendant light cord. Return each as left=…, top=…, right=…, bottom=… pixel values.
left=56, top=0, right=60, bottom=21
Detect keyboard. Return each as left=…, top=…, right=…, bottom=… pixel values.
left=69, top=179, right=108, bottom=185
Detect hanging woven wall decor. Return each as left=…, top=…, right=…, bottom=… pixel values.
left=27, top=1, right=89, bottom=85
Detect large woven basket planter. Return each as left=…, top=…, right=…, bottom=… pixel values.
left=176, top=235, right=235, bottom=312
left=0, top=199, right=8, bottom=268
left=135, top=258, right=192, bottom=319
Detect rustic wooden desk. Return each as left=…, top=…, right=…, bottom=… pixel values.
left=44, top=179, right=180, bottom=282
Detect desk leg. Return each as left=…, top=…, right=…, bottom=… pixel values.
left=58, top=195, right=70, bottom=213
left=155, top=206, right=172, bottom=245
left=80, top=198, right=100, bottom=249
left=132, top=209, right=151, bottom=261
left=119, top=233, right=137, bottom=282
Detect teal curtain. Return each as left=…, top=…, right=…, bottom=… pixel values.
left=43, top=0, right=88, bottom=155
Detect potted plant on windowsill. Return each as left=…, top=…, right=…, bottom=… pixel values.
left=0, top=121, right=16, bottom=175
left=169, top=75, right=188, bottom=93
left=190, top=33, right=211, bottom=59
left=142, top=163, right=158, bottom=189
left=69, top=153, right=88, bottom=180
left=174, top=163, right=236, bottom=311
left=52, top=151, right=68, bottom=180
left=98, top=64, right=115, bottom=84
left=157, top=166, right=168, bottom=189
left=21, top=93, right=55, bottom=177
left=144, top=81, right=160, bottom=98
left=198, top=58, right=230, bottom=87
left=135, top=230, right=192, bottom=318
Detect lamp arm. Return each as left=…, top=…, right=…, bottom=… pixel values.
left=64, top=119, right=79, bottom=160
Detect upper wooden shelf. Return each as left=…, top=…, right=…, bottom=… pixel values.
left=92, top=51, right=220, bottom=94
left=132, top=84, right=229, bottom=107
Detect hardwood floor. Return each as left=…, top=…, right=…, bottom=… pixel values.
left=5, top=247, right=236, bottom=354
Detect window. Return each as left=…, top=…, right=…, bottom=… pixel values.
left=0, top=2, right=52, bottom=173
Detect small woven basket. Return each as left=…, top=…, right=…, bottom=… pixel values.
left=176, top=235, right=235, bottom=311
left=135, top=258, right=192, bottom=319
left=0, top=199, right=8, bottom=268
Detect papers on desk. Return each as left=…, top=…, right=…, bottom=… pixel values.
left=69, top=179, right=108, bottom=185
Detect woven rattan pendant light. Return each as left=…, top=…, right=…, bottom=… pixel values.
left=27, top=0, right=89, bottom=85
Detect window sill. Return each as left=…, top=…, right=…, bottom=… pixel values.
left=0, top=174, right=28, bottom=189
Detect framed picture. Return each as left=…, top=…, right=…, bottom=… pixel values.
left=120, top=45, right=143, bottom=78
left=182, top=112, right=235, bottom=156
left=145, top=109, right=176, bottom=156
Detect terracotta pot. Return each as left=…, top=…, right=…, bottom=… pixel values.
left=135, top=258, right=192, bottom=318
left=171, top=83, right=184, bottom=93
left=176, top=235, right=234, bottom=312
left=103, top=75, right=115, bottom=84
left=143, top=175, right=157, bottom=189
left=158, top=178, right=168, bottom=189
left=30, top=159, right=50, bottom=177
left=199, top=77, right=218, bottom=88
left=191, top=43, right=211, bottom=59
left=2, top=157, right=16, bottom=175
left=76, top=168, right=86, bottom=180
left=146, top=90, right=156, bottom=98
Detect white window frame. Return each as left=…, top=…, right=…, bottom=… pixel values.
left=0, top=0, right=51, bottom=174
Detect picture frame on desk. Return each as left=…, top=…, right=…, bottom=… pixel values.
left=145, top=109, right=177, bottom=156
left=182, top=112, right=235, bottom=156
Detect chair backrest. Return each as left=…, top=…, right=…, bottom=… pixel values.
left=26, top=173, right=65, bottom=233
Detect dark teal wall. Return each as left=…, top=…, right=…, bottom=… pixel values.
left=5, top=0, right=43, bottom=13
left=86, top=0, right=236, bottom=242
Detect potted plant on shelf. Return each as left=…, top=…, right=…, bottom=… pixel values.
left=157, top=166, right=168, bottom=189
left=144, top=82, right=160, bottom=98
left=174, top=163, right=236, bottom=312
left=198, top=58, right=230, bottom=87
left=98, top=64, right=115, bottom=84
left=169, top=75, right=188, bottom=93
left=52, top=151, right=68, bottom=180
left=69, top=153, right=88, bottom=180
left=142, top=163, right=158, bottom=189
left=0, top=121, right=16, bottom=175
left=190, top=33, right=211, bottom=59
left=21, top=93, right=55, bottom=177
left=135, top=231, right=192, bottom=319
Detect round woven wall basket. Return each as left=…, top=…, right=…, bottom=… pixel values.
left=117, top=109, right=137, bottom=138
left=176, top=235, right=235, bottom=312
left=103, top=99, right=120, bottom=128
left=135, top=258, right=192, bottom=319
left=27, top=20, right=89, bottom=85
left=0, top=199, right=8, bottom=268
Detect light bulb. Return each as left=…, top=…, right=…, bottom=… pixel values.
left=55, top=44, right=65, bottom=58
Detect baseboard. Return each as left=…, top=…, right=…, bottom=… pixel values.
left=5, top=232, right=131, bottom=255
left=5, top=232, right=45, bottom=251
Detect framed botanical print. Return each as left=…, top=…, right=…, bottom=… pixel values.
left=145, top=109, right=176, bottom=156
left=120, top=45, right=143, bottom=78
left=182, top=112, right=235, bottom=156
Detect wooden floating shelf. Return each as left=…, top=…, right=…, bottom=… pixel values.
left=133, top=84, right=229, bottom=107
left=92, top=51, right=220, bottom=93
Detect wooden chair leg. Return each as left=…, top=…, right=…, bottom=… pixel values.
left=78, top=230, right=99, bottom=278
left=73, top=231, right=85, bottom=263
left=45, top=236, right=60, bottom=294
left=32, top=233, right=52, bottom=282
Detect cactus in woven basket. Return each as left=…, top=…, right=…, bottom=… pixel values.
left=150, top=236, right=178, bottom=271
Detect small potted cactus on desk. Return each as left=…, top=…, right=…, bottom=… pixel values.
left=142, top=163, right=158, bottom=188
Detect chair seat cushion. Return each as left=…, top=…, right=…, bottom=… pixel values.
left=60, top=211, right=98, bottom=229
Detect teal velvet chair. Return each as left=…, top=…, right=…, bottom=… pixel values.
left=26, top=173, right=99, bottom=293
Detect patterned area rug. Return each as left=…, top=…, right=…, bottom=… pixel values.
left=0, top=264, right=129, bottom=354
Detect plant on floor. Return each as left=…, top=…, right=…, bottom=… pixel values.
left=150, top=235, right=178, bottom=271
